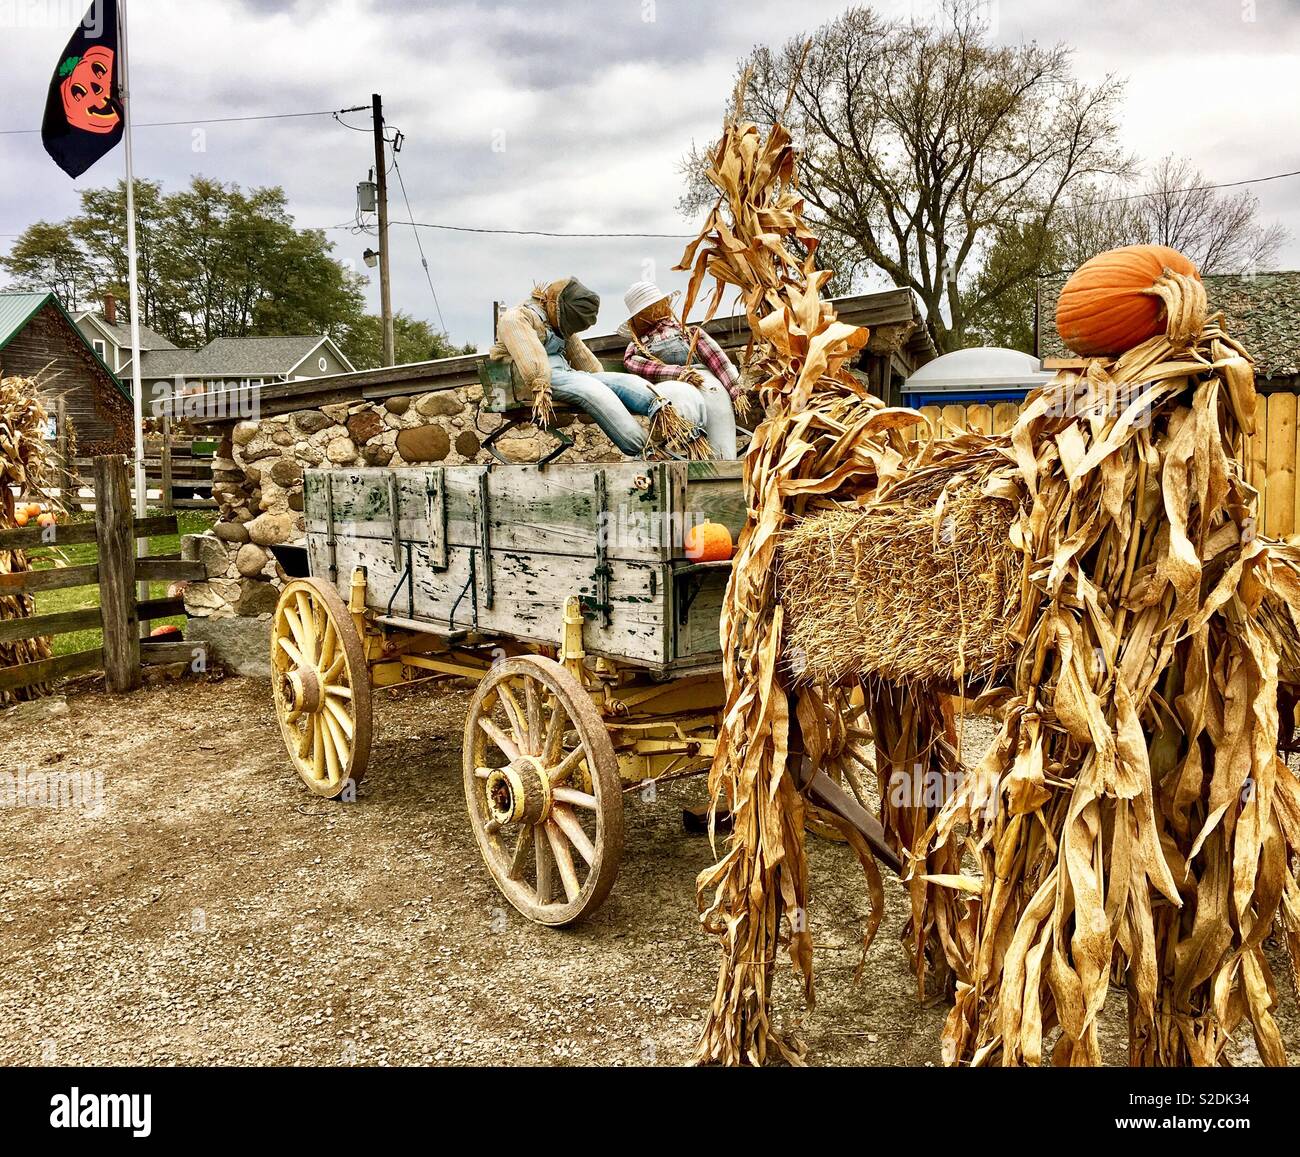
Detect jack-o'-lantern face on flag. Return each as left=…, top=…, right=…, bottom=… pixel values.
left=60, top=46, right=121, bottom=134
left=41, top=0, right=126, bottom=178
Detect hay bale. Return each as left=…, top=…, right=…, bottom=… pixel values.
left=779, top=475, right=1022, bottom=686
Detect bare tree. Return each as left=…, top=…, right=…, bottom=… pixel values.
left=1062, top=157, right=1287, bottom=274
left=680, top=2, right=1133, bottom=352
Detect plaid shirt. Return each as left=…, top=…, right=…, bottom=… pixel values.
left=623, top=319, right=743, bottom=396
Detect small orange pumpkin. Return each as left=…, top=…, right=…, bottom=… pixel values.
left=684, top=521, right=734, bottom=561
left=1056, top=244, right=1201, bottom=357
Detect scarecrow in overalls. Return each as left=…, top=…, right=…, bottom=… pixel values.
left=620, top=281, right=741, bottom=460
left=491, top=277, right=711, bottom=459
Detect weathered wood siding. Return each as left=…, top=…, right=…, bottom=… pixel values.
left=303, top=460, right=744, bottom=674
left=904, top=393, right=1300, bottom=538
left=0, top=302, right=132, bottom=455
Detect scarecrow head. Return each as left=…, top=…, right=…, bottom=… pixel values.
left=59, top=46, right=120, bottom=135
left=539, top=277, right=600, bottom=338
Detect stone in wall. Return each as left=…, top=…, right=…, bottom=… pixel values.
left=396, top=424, right=450, bottom=462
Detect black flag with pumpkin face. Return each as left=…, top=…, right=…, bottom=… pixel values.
left=41, top=0, right=124, bottom=179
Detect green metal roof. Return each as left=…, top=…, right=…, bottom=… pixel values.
left=0, top=291, right=53, bottom=351
left=0, top=289, right=130, bottom=400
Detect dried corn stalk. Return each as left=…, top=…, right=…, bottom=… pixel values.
left=0, top=375, right=55, bottom=703
left=682, top=94, right=1300, bottom=1065
left=677, top=110, right=927, bottom=1064
left=926, top=275, right=1300, bottom=1065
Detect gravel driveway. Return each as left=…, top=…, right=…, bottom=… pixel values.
left=1, top=676, right=1293, bottom=1066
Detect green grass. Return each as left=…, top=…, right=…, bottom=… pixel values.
left=29, top=509, right=217, bottom=655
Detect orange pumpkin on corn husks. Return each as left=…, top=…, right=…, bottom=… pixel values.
left=1055, top=244, right=1201, bottom=357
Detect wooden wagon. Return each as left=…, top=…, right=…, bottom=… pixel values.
left=268, top=458, right=749, bottom=925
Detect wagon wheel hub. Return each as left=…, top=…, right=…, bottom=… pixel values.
left=280, top=666, right=322, bottom=722
left=484, top=757, right=552, bottom=827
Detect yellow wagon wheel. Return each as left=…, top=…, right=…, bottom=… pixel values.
left=271, top=577, right=373, bottom=799
left=463, top=655, right=623, bottom=926
left=804, top=727, right=875, bottom=842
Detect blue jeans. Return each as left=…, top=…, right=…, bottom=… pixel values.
left=549, top=359, right=706, bottom=456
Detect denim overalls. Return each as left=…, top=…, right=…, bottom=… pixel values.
left=527, top=304, right=706, bottom=457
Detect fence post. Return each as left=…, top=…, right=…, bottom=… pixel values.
left=94, top=455, right=141, bottom=692
left=159, top=410, right=174, bottom=516
left=55, top=396, right=73, bottom=509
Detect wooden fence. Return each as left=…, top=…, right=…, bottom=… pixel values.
left=907, top=394, right=1300, bottom=539
left=0, top=456, right=207, bottom=696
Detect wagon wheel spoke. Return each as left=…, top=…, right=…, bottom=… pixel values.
left=548, top=744, right=586, bottom=786
left=282, top=603, right=306, bottom=651
left=541, top=698, right=564, bottom=763
left=552, top=786, right=597, bottom=810
left=535, top=832, right=555, bottom=904
left=277, top=635, right=305, bottom=667
left=295, top=591, right=318, bottom=663
left=544, top=821, right=582, bottom=902
left=524, top=679, right=542, bottom=755
left=497, top=681, right=529, bottom=752
left=478, top=716, right=521, bottom=762
left=550, top=805, right=595, bottom=866
left=508, top=825, right=534, bottom=882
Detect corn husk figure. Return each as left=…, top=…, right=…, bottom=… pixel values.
left=1, top=375, right=56, bottom=703
left=684, top=104, right=1300, bottom=1066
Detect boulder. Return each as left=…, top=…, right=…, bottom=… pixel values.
left=362, top=443, right=394, bottom=466
left=268, top=458, right=303, bottom=488
left=347, top=410, right=386, bottom=443
left=288, top=490, right=304, bottom=512
left=235, top=543, right=269, bottom=578
left=213, top=520, right=250, bottom=545
left=235, top=578, right=281, bottom=617
left=396, top=424, right=450, bottom=463
left=296, top=441, right=325, bottom=466
left=232, top=420, right=259, bottom=446
left=291, top=409, right=333, bottom=434
left=415, top=391, right=465, bottom=418
left=325, top=437, right=357, bottom=464
left=246, top=512, right=297, bottom=547
left=454, top=430, right=481, bottom=458
left=321, top=403, right=349, bottom=424
left=181, top=533, right=232, bottom=579
left=186, top=613, right=274, bottom=677
left=271, top=428, right=294, bottom=447
left=243, top=444, right=281, bottom=464
left=384, top=395, right=411, bottom=415
left=183, top=578, right=241, bottom=617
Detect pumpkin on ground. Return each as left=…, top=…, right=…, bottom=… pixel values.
left=1056, top=243, right=1201, bottom=357
left=684, top=520, right=734, bottom=561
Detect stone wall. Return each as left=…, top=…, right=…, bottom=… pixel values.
left=181, top=379, right=624, bottom=670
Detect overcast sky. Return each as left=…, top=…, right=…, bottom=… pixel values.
left=1, top=0, right=1297, bottom=351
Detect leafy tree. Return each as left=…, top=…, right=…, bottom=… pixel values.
left=1, top=176, right=472, bottom=366
left=1, top=220, right=92, bottom=308
left=341, top=310, right=477, bottom=370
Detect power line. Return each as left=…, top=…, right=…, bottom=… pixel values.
left=0, top=105, right=368, bottom=136
left=391, top=153, right=447, bottom=334
left=332, top=219, right=696, bottom=239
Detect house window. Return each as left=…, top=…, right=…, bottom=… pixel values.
left=318, top=356, right=328, bottom=372
left=92, top=338, right=107, bottom=360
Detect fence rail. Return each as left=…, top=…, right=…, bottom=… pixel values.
left=905, top=396, right=1300, bottom=539
left=0, top=455, right=205, bottom=695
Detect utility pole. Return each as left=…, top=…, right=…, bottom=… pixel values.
left=372, top=92, right=395, bottom=367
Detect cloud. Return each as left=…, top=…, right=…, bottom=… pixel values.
left=1, top=0, right=1297, bottom=350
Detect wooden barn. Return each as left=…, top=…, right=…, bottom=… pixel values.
left=0, top=290, right=133, bottom=456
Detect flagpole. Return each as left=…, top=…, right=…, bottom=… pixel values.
left=118, top=0, right=145, bottom=516
left=117, top=0, right=149, bottom=615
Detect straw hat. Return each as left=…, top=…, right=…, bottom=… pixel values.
left=624, top=281, right=671, bottom=319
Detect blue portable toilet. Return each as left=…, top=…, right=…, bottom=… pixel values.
left=901, top=346, right=1054, bottom=408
